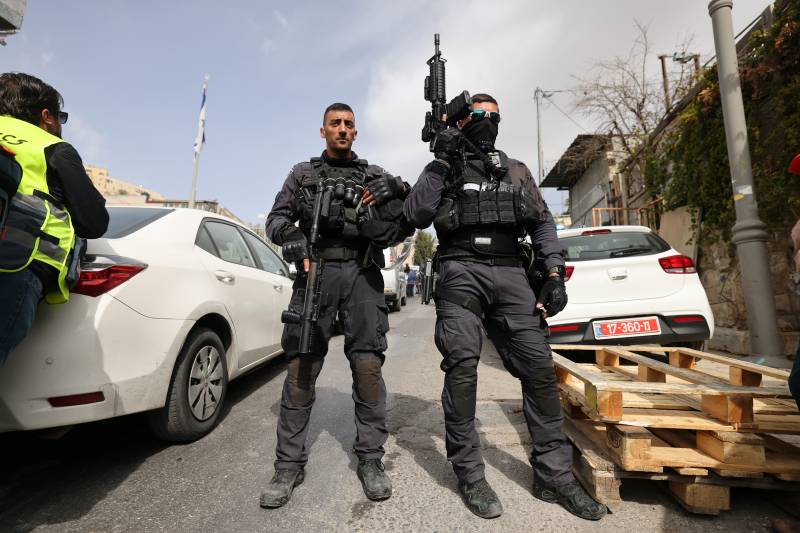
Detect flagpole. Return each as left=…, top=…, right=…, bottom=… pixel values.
left=190, top=73, right=210, bottom=209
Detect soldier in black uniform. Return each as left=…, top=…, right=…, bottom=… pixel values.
left=403, top=94, right=606, bottom=521
left=260, top=103, right=412, bottom=508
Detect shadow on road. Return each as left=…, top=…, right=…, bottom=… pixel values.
left=0, top=355, right=287, bottom=532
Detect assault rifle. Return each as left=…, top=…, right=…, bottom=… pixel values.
left=421, top=34, right=506, bottom=187
left=280, top=177, right=333, bottom=355
left=421, top=33, right=471, bottom=147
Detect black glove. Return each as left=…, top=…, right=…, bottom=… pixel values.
left=280, top=226, right=308, bottom=263
left=366, top=175, right=407, bottom=205
left=536, top=276, right=568, bottom=317
left=432, top=127, right=464, bottom=160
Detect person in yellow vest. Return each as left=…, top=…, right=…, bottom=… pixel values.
left=0, top=72, right=108, bottom=365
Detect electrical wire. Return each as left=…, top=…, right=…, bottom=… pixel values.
left=543, top=95, right=592, bottom=134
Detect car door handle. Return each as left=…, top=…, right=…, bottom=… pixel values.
left=272, top=284, right=283, bottom=292
left=214, top=270, right=235, bottom=284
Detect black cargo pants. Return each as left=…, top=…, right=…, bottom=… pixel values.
left=434, top=259, right=575, bottom=487
left=274, top=260, right=390, bottom=471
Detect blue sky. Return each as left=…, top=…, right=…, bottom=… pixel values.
left=0, top=1, right=771, bottom=225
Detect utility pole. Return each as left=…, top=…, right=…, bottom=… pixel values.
left=534, top=87, right=546, bottom=185
left=657, top=55, right=672, bottom=111
left=708, top=0, right=782, bottom=357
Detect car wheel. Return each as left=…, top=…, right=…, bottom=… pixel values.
left=401, top=296, right=407, bottom=306
left=148, top=328, right=229, bottom=442
left=393, top=298, right=401, bottom=312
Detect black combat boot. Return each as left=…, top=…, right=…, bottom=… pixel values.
left=259, top=468, right=305, bottom=509
left=458, top=478, right=503, bottom=519
left=357, top=459, right=392, bottom=501
left=532, top=480, right=607, bottom=520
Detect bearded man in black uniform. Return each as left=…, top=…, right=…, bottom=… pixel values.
left=260, top=103, right=412, bottom=508
left=402, top=93, right=607, bottom=521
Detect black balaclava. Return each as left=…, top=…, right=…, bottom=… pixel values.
left=462, top=119, right=498, bottom=153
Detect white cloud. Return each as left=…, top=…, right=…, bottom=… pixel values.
left=357, top=0, right=563, bottom=197
left=274, top=10, right=289, bottom=29
left=347, top=0, right=770, bottom=214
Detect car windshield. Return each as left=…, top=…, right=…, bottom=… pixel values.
left=560, top=231, right=670, bottom=262
left=103, top=207, right=174, bottom=239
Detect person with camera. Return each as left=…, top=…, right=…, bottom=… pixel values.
left=260, top=103, right=412, bottom=509
left=402, top=93, right=606, bottom=521
left=0, top=73, right=108, bottom=366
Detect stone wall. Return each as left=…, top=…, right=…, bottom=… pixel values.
left=698, top=229, right=800, bottom=356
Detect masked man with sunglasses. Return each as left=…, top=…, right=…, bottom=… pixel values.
left=400, top=94, right=606, bottom=521
left=0, top=73, right=109, bottom=366
left=260, top=102, right=413, bottom=509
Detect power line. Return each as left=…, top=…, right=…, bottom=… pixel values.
left=543, top=94, right=592, bottom=134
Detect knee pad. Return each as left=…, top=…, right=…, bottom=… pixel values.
left=446, top=360, right=478, bottom=418
left=522, top=368, right=562, bottom=417
left=350, top=352, right=383, bottom=404
left=285, top=356, right=323, bottom=407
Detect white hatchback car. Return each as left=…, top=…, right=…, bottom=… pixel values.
left=0, top=207, right=293, bottom=441
left=546, top=225, right=714, bottom=348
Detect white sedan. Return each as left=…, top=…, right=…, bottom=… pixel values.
left=0, top=207, right=293, bottom=441
left=546, top=225, right=714, bottom=348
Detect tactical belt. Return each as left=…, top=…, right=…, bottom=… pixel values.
left=434, top=287, right=483, bottom=318
left=439, top=254, right=522, bottom=267
left=317, top=247, right=363, bottom=261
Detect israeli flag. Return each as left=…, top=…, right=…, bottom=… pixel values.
left=193, top=74, right=209, bottom=155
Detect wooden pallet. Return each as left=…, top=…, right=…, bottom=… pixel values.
left=563, top=417, right=800, bottom=515
left=551, top=345, right=798, bottom=433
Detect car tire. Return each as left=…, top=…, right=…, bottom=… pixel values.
left=392, top=298, right=401, bottom=312
left=148, top=328, right=229, bottom=443
left=401, top=296, right=407, bottom=306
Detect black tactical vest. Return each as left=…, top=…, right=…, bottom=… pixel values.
left=435, top=152, right=526, bottom=259
left=296, top=157, right=372, bottom=252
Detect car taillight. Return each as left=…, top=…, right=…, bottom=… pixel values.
left=565, top=266, right=574, bottom=281
left=669, top=315, right=706, bottom=324
left=658, top=255, right=696, bottom=274
left=581, top=229, right=611, bottom=235
left=72, top=262, right=147, bottom=297
left=549, top=324, right=581, bottom=332
left=48, top=391, right=105, bottom=407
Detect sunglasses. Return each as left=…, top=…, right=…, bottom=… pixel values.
left=49, top=109, right=68, bottom=124
left=469, top=109, right=501, bottom=124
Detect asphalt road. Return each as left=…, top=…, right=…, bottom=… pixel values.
left=0, top=299, right=789, bottom=532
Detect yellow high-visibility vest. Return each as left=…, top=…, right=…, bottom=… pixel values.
left=0, top=115, right=76, bottom=304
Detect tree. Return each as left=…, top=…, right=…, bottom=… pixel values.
left=574, top=21, right=697, bottom=160
left=571, top=22, right=698, bottom=224
left=412, top=230, right=435, bottom=266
